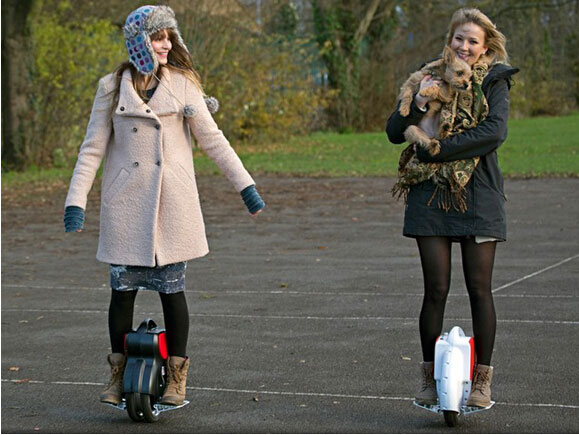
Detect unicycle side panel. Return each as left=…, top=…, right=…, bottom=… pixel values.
left=437, top=348, right=466, bottom=413
left=123, top=320, right=168, bottom=398
left=124, top=359, right=145, bottom=394
left=434, top=326, right=475, bottom=413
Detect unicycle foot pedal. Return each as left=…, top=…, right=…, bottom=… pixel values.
left=461, top=401, right=495, bottom=415
left=103, top=399, right=127, bottom=411
left=103, top=398, right=190, bottom=415
left=154, top=400, right=190, bottom=413
left=413, top=401, right=441, bottom=414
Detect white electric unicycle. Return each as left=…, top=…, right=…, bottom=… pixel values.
left=414, top=326, right=494, bottom=427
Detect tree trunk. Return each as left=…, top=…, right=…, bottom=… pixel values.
left=1, top=0, right=35, bottom=170
left=354, top=0, right=381, bottom=45
left=313, top=0, right=386, bottom=131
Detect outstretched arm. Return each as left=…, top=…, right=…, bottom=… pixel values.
left=185, top=79, right=265, bottom=216
left=185, top=80, right=255, bottom=193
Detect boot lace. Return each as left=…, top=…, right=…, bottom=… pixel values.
left=472, top=370, right=489, bottom=394
left=104, top=366, right=123, bottom=391
left=168, top=364, right=185, bottom=393
left=110, top=367, right=123, bottom=383
left=421, top=367, right=435, bottom=391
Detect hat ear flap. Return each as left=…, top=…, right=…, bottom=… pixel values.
left=124, top=6, right=158, bottom=76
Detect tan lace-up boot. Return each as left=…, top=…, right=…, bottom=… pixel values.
left=415, top=361, right=438, bottom=405
left=467, top=364, right=494, bottom=407
left=99, top=353, right=126, bottom=405
left=160, top=356, right=190, bottom=405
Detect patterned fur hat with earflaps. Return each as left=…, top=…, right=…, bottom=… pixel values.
left=123, top=5, right=220, bottom=115
left=123, top=5, right=188, bottom=76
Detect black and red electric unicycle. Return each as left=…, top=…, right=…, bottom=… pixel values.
left=105, top=318, right=189, bottom=422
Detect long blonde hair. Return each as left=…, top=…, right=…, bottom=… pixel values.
left=445, top=8, right=508, bottom=65
left=110, top=28, right=203, bottom=114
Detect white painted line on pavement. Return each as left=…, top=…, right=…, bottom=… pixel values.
left=192, top=387, right=579, bottom=410
left=493, top=401, right=579, bottom=410
left=2, top=308, right=578, bottom=324
left=190, top=386, right=412, bottom=402
left=492, top=253, right=579, bottom=294
left=0, top=379, right=104, bottom=386
left=3, top=379, right=578, bottom=410
left=2, top=284, right=576, bottom=299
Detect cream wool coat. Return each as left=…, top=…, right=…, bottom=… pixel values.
left=65, top=68, right=255, bottom=266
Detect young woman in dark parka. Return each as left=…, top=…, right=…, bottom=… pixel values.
left=386, top=8, right=518, bottom=408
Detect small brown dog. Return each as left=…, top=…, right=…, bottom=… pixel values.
left=398, top=47, right=471, bottom=155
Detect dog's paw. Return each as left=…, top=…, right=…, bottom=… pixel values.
left=428, top=139, right=441, bottom=156
left=404, top=126, right=431, bottom=149
left=399, top=104, right=411, bottom=117
left=419, top=84, right=440, bottom=98
left=403, top=126, right=418, bottom=143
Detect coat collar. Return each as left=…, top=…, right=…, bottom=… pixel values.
left=115, top=68, right=180, bottom=119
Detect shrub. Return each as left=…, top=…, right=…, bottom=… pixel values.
left=29, top=9, right=123, bottom=167
left=181, top=10, right=329, bottom=144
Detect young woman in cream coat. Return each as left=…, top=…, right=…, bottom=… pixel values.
left=64, top=5, right=265, bottom=406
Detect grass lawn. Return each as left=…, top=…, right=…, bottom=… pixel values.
left=2, top=112, right=578, bottom=193
left=193, top=112, right=579, bottom=178
left=498, top=113, right=579, bottom=176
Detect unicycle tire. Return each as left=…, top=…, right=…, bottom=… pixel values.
left=126, top=392, right=144, bottom=422
left=140, top=394, right=161, bottom=423
left=444, top=410, right=459, bottom=427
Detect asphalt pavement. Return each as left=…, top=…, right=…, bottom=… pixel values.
left=2, top=176, right=578, bottom=433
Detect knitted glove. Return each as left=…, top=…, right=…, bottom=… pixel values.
left=64, top=206, right=85, bottom=232
left=241, top=185, right=265, bottom=215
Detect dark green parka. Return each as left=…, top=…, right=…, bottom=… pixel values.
left=386, top=63, right=519, bottom=240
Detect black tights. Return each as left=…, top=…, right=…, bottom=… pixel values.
left=108, top=290, right=190, bottom=358
left=416, top=236, right=497, bottom=365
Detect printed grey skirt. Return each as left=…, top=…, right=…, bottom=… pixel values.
left=110, top=262, right=187, bottom=294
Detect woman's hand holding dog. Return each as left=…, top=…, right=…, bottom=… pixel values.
left=415, top=74, right=443, bottom=109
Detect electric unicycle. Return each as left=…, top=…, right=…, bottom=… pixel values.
left=413, top=326, right=494, bottom=427
left=105, top=318, right=189, bottom=422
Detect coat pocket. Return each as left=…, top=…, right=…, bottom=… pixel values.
left=177, top=162, right=195, bottom=185
left=475, top=173, right=507, bottom=201
left=169, top=163, right=196, bottom=194
left=103, top=168, right=131, bottom=206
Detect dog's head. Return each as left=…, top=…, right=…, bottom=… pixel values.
left=442, top=46, right=472, bottom=92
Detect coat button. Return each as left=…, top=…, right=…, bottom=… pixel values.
left=120, top=106, right=125, bottom=111
left=155, top=124, right=161, bottom=130
left=146, top=109, right=151, bottom=113
left=132, top=127, right=138, bottom=132
left=133, top=162, right=139, bottom=167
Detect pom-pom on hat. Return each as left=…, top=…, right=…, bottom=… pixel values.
left=123, top=5, right=188, bottom=76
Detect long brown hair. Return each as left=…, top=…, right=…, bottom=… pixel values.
left=110, top=28, right=203, bottom=116
left=445, top=8, right=508, bottom=65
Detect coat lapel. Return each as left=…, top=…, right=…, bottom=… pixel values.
left=146, top=68, right=180, bottom=116
left=115, top=68, right=179, bottom=119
